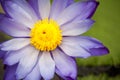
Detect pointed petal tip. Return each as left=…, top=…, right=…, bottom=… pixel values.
left=53, top=49, right=77, bottom=79
left=90, top=46, right=109, bottom=56
left=89, top=1, right=99, bottom=18
left=83, top=0, right=100, bottom=19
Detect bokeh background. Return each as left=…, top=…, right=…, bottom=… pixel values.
left=0, top=0, right=120, bottom=80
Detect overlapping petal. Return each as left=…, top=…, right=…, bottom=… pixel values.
left=4, top=50, right=22, bottom=65
left=0, top=14, right=30, bottom=37
left=59, top=38, right=91, bottom=58
left=28, top=0, right=40, bottom=18
left=24, top=64, right=41, bottom=80
left=3, top=0, right=38, bottom=28
left=50, top=0, right=74, bottom=20
left=74, top=1, right=99, bottom=21
left=75, top=36, right=109, bottom=56
left=38, top=0, right=50, bottom=19
left=16, top=46, right=39, bottom=79
left=52, top=48, right=77, bottom=79
left=1, top=38, right=30, bottom=51
left=4, top=64, right=17, bottom=80
left=60, top=36, right=109, bottom=58
left=39, top=52, right=55, bottom=80
left=61, top=19, right=94, bottom=36
left=56, top=1, right=98, bottom=25
left=4, top=45, right=36, bottom=66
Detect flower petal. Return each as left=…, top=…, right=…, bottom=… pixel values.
left=0, top=13, right=5, bottom=18
left=24, top=64, right=41, bottom=80
left=60, top=36, right=109, bottom=58
left=50, top=0, right=74, bottom=20
left=16, top=46, right=39, bottom=79
left=73, top=36, right=109, bottom=56
left=59, top=37, right=91, bottom=58
left=74, top=1, right=99, bottom=21
left=61, top=19, right=94, bottom=36
left=3, top=0, right=38, bottom=28
left=4, top=45, right=34, bottom=66
left=0, top=50, right=5, bottom=59
left=39, top=52, right=55, bottom=80
left=0, top=14, right=30, bottom=37
left=1, top=38, right=30, bottom=51
left=56, top=1, right=98, bottom=25
left=38, top=0, right=50, bottom=19
left=52, top=48, right=77, bottom=80
left=4, top=64, right=17, bottom=80
left=28, top=0, right=41, bottom=19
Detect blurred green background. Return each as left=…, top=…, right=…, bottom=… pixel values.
left=0, top=0, right=120, bottom=80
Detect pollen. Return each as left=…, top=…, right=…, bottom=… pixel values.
left=30, top=18, right=62, bottom=51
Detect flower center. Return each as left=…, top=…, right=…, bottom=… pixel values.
left=30, top=18, right=62, bottom=51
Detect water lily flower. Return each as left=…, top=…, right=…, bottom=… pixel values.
left=0, top=0, right=109, bottom=80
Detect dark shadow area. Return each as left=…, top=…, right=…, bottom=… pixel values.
left=78, top=65, right=120, bottom=77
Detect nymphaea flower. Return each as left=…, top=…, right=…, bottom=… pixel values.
left=0, top=0, right=109, bottom=80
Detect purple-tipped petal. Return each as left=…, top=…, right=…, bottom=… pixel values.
left=77, top=36, right=109, bottom=56
left=4, top=64, right=17, bottom=80
left=24, top=64, right=41, bottom=80
left=60, top=36, right=109, bottom=58
left=74, top=36, right=109, bottom=56
left=0, top=14, right=30, bottom=37
left=0, top=1, right=10, bottom=16
left=39, top=52, right=55, bottom=80
left=4, top=45, right=37, bottom=66
left=56, top=1, right=97, bottom=25
left=28, top=0, right=41, bottom=19
left=90, top=47, right=109, bottom=56
left=16, top=47, right=39, bottom=79
left=61, top=19, right=94, bottom=36
left=3, top=0, right=38, bottom=28
left=52, top=48, right=77, bottom=80
left=38, top=0, right=51, bottom=19
left=74, top=1, right=99, bottom=21
left=50, top=0, right=74, bottom=20
left=1, top=38, right=30, bottom=51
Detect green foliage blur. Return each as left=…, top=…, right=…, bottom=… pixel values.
left=78, top=74, right=120, bottom=80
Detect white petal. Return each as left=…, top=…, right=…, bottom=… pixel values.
left=4, top=45, right=34, bottom=66
left=56, top=2, right=86, bottom=25
left=39, top=52, right=55, bottom=80
left=24, top=64, right=41, bottom=80
left=1, top=38, right=30, bottom=51
left=38, top=0, right=51, bottom=19
left=61, top=19, right=94, bottom=36
left=59, top=37, right=91, bottom=58
left=50, top=0, right=73, bottom=20
left=4, top=0, right=38, bottom=28
left=16, top=46, right=39, bottom=79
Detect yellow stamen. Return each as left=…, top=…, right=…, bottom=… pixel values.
left=30, top=18, right=62, bottom=51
